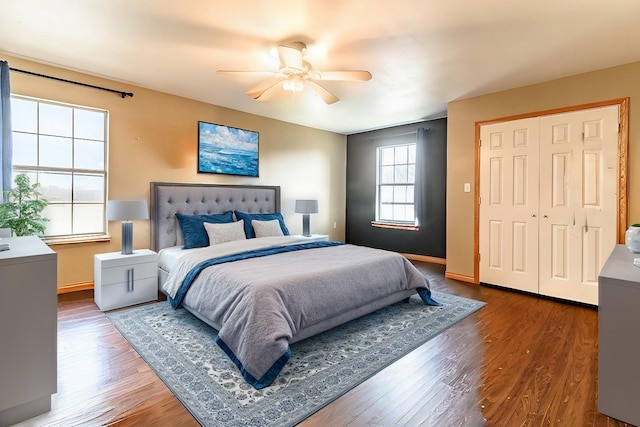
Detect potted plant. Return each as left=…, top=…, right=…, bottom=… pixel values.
left=0, top=173, right=49, bottom=237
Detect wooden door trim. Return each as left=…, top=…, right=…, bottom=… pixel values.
left=474, top=98, right=629, bottom=284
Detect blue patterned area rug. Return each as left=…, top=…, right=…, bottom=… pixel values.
left=107, top=291, right=485, bottom=426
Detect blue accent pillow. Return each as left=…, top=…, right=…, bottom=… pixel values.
left=176, top=211, right=234, bottom=249
left=234, top=211, right=290, bottom=238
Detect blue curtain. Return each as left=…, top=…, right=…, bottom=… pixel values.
left=414, top=127, right=427, bottom=226
left=0, top=60, right=12, bottom=201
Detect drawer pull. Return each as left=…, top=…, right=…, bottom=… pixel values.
left=127, top=268, right=134, bottom=292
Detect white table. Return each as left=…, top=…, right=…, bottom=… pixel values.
left=94, top=249, right=158, bottom=311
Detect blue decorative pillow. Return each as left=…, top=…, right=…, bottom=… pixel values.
left=234, top=211, right=290, bottom=238
left=176, top=211, right=234, bottom=249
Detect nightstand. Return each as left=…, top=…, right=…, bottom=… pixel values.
left=94, top=249, right=158, bottom=311
left=293, top=234, right=329, bottom=242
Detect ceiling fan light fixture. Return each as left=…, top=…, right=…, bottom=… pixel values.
left=218, top=40, right=371, bottom=104
left=283, top=78, right=304, bottom=92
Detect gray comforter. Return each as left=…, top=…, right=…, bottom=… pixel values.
left=178, top=242, right=435, bottom=388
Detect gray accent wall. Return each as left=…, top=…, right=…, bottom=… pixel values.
left=346, top=118, right=447, bottom=258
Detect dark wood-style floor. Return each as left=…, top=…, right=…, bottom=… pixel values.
left=15, top=262, right=631, bottom=427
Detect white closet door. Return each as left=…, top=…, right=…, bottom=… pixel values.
left=538, top=105, right=619, bottom=305
left=479, top=118, right=540, bottom=293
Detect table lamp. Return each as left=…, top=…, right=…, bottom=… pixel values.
left=295, top=199, right=318, bottom=237
left=106, top=200, right=149, bottom=254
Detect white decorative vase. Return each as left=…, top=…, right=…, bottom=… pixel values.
left=625, top=224, right=640, bottom=253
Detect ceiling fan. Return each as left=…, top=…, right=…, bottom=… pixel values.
left=217, top=41, right=372, bottom=104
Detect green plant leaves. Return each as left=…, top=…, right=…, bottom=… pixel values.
left=0, top=173, right=49, bottom=237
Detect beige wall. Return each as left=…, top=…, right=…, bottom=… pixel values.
left=3, top=54, right=347, bottom=288
left=446, top=61, right=640, bottom=280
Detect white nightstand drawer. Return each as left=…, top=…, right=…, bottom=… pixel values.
left=97, top=276, right=157, bottom=311
left=99, top=262, right=156, bottom=286
left=94, top=249, right=158, bottom=311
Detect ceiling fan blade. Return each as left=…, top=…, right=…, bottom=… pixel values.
left=277, top=44, right=304, bottom=70
left=307, top=80, right=340, bottom=104
left=246, top=77, right=285, bottom=100
left=310, top=70, right=372, bottom=81
left=254, top=81, right=290, bottom=101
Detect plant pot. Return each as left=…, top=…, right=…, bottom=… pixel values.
left=625, top=224, right=640, bottom=253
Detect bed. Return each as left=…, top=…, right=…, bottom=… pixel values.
left=150, top=182, right=438, bottom=389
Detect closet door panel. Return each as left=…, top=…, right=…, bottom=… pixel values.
left=480, top=118, right=539, bottom=293
left=538, top=105, right=618, bottom=305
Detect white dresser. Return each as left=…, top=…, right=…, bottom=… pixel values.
left=598, top=245, right=640, bottom=426
left=0, top=236, right=57, bottom=427
left=94, top=249, right=158, bottom=311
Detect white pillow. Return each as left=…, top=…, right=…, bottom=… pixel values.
left=252, top=219, right=284, bottom=238
left=204, top=220, right=246, bottom=245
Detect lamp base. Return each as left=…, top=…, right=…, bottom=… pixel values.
left=302, top=214, right=311, bottom=237
left=121, top=221, right=133, bottom=255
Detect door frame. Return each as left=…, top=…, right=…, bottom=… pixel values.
left=473, top=98, right=629, bottom=284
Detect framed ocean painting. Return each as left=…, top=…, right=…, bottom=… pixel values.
left=197, top=121, right=259, bottom=177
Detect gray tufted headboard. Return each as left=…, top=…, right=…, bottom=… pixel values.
left=150, top=182, right=281, bottom=251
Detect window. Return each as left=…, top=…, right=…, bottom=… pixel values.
left=10, top=96, right=108, bottom=241
left=375, top=142, right=416, bottom=225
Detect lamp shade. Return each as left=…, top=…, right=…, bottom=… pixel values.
left=295, top=199, right=318, bottom=214
left=106, top=200, right=149, bottom=221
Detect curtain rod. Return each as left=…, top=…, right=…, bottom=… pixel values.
left=9, top=67, right=134, bottom=99
left=366, top=128, right=428, bottom=141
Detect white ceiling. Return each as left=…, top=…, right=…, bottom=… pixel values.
left=1, top=0, right=639, bottom=135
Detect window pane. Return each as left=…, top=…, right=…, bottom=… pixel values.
left=40, top=135, right=72, bottom=168
left=394, top=164, right=408, bottom=183
left=73, top=204, right=104, bottom=234
left=11, top=98, right=38, bottom=133
left=74, top=109, right=105, bottom=140
left=395, top=145, right=408, bottom=164
left=408, top=144, right=416, bottom=163
left=380, top=204, right=392, bottom=220
left=12, top=133, right=38, bottom=166
left=39, top=103, right=72, bottom=137
left=406, top=205, right=415, bottom=221
left=393, top=204, right=405, bottom=221
left=381, top=165, right=394, bottom=184
left=380, top=147, right=395, bottom=166
left=74, top=139, right=105, bottom=170
left=408, top=164, right=415, bottom=183
left=73, top=174, right=104, bottom=202
left=393, top=185, right=407, bottom=203
left=38, top=172, right=72, bottom=202
left=380, top=186, right=393, bottom=203
left=43, top=204, right=72, bottom=236
left=407, top=185, right=415, bottom=203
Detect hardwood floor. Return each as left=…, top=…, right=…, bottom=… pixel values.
left=14, top=262, right=630, bottom=426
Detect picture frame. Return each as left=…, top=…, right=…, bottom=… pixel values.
left=197, top=121, right=259, bottom=177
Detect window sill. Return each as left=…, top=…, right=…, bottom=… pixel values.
left=43, top=234, right=112, bottom=246
left=371, top=221, right=420, bottom=231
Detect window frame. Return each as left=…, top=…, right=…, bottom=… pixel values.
left=10, top=95, right=109, bottom=243
left=372, top=141, right=419, bottom=230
